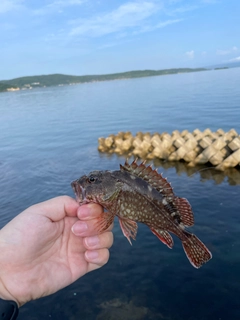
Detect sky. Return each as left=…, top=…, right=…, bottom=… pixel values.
left=1, top=0, right=240, bottom=79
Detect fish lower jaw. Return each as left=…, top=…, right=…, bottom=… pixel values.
left=78, top=198, right=90, bottom=205
left=77, top=196, right=102, bottom=207
left=78, top=198, right=100, bottom=206
left=77, top=190, right=89, bottom=205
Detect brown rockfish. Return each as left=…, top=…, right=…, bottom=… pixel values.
left=71, top=160, right=212, bottom=268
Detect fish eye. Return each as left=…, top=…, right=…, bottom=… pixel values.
left=88, top=175, right=96, bottom=183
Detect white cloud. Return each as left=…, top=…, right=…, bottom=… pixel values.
left=132, top=18, right=182, bottom=35
left=229, top=56, right=240, bottom=62
left=170, top=5, right=199, bottom=14
left=186, top=50, right=194, bottom=59
left=0, top=0, right=23, bottom=13
left=97, top=18, right=182, bottom=49
left=69, top=1, right=160, bottom=37
left=33, top=0, right=86, bottom=15
left=216, top=46, right=238, bottom=55
left=166, top=0, right=219, bottom=17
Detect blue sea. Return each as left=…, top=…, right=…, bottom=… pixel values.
left=0, top=68, right=240, bottom=319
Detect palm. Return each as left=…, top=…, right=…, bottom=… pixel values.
left=0, top=196, right=113, bottom=306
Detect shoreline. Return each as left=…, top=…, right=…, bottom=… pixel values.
left=0, top=67, right=209, bottom=93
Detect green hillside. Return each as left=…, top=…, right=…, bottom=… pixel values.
left=0, top=68, right=207, bottom=92
left=0, top=83, right=18, bottom=92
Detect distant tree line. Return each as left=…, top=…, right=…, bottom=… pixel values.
left=0, top=68, right=208, bottom=92
left=0, top=83, right=18, bottom=92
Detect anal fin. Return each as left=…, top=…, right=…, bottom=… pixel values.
left=119, top=217, right=138, bottom=245
left=150, top=228, right=174, bottom=249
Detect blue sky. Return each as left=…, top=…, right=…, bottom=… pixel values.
left=1, top=0, right=240, bottom=79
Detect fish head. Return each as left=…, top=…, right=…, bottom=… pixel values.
left=71, top=170, right=120, bottom=205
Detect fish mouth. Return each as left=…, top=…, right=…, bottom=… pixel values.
left=71, top=180, right=88, bottom=204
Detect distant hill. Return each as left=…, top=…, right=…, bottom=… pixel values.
left=0, top=82, right=18, bottom=92
left=207, top=61, right=240, bottom=70
left=0, top=68, right=207, bottom=92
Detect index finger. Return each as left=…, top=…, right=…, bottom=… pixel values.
left=77, top=203, right=104, bottom=220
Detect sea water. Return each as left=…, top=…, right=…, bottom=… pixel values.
left=0, top=67, right=240, bottom=319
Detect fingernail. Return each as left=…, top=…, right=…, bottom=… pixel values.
left=72, top=222, right=88, bottom=235
left=85, top=236, right=99, bottom=247
left=86, top=250, right=99, bottom=260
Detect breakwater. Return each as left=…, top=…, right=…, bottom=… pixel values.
left=98, top=129, right=240, bottom=171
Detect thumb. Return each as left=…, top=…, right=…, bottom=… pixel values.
left=29, top=196, right=79, bottom=222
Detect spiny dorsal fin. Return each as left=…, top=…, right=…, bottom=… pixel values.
left=120, top=160, right=194, bottom=228
left=120, top=159, right=174, bottom=198
left=152, top=196, right=194, bottom=228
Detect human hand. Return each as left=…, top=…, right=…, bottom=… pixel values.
left=0, top=196, right=113, bottom=307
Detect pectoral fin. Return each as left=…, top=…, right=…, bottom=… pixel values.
left=119, top=217, right=138, bottom=245
left=94, top=211, right=115, bottom=233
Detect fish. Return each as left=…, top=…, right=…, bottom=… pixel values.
left=71, top=160, right=212, bottom=268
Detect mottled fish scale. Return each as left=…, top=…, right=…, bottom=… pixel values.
left=116, top=188, right=158, bottom=224
left=71, top=160, right=212, bottom=268
left=121, top=160, right=194, bottom=227
left=116, top=186, right=189, bottom=245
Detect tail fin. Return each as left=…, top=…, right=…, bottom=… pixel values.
left=182, top=231, right=212, bottom=268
